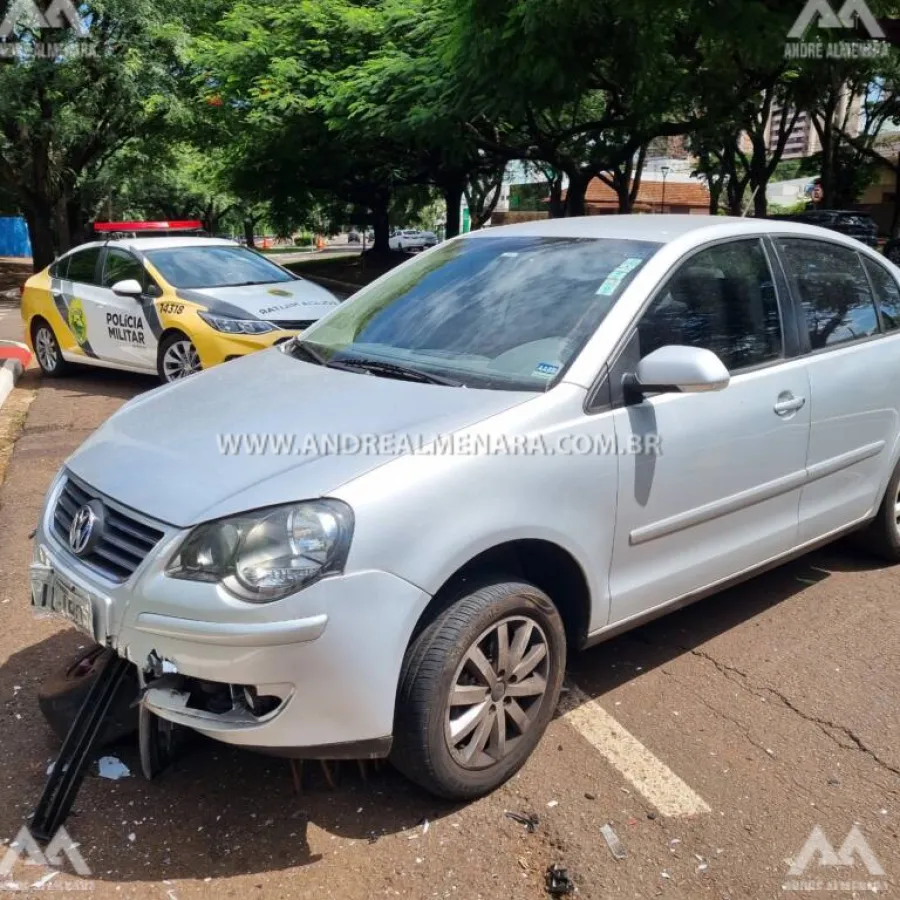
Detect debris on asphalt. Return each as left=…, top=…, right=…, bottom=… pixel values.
left=647, top=811, right=657, bottom=820
left=127, top=833, right=136, bottom=843
left=600, top=823, right=627, bottom=860
left=547, top=800, right=559, bottom=808
left=668, top=838, right=681, bottom=852
left=695, top=853, right=708, bottom=872
left=97, top=756, right=131, bottom=780
left=31, top=872, right=58, bottom=889
left=661, top=870, right=672, bottom=880
left=544, top=863, right=574, bottom=896
left=584, top=792, right=595, bottom=800
left=505, top=811, right=540, bottom=833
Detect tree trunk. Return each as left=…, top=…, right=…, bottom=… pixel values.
left=444, top=182, right=463, bottom=238
left=24, top=204, right=56, bottom=272
left=67, top=196, right=87, bottom=248
left=564, top=172, right=590, bottom=217
left=547, top=177, right=564, bottom=218
left=244, top=218, right=256, bottom=248
left=753, top=182, right=768, bottom=218
left=372, top=197, right=391, bottom=253
left=54, top=197, right=71, bottom=255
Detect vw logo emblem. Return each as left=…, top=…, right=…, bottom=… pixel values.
left=68, top=500, right=105, bottom=556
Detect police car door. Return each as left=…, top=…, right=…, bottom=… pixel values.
left=85, top=247, right=159, bottom=371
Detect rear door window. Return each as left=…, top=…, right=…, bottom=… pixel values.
left=776, top=238, right=880, bottom=349
left=862, top=256, right=900, bottom=333
left=67, top=247, right=102, bottom=286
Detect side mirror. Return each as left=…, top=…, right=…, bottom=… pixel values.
left=625, top=345, right=729, bottom=401
left=111, top=279, right=143, bottom=298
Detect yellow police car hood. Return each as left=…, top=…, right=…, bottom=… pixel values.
left=63, top=347, right=535, bottom=527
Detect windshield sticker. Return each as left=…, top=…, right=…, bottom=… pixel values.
left=596, top=257, right=644, bottom=296
left=533, top=361, right=561, bottom=378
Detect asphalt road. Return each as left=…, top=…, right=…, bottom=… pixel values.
left=0, top=357, right=897, bottom=899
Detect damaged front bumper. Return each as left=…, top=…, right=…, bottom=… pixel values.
left=31, top=476, right=432, bottom=759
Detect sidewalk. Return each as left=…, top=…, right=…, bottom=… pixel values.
left=0, top=257, right=31, bottom=295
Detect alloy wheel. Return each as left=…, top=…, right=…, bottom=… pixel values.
left=162, top=340, right=201, bottom=381
left=35, top=326, right=58, bottom=372
left=445, top=615, right=550, bottom=770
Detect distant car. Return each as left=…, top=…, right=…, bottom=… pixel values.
left=22, top=233, right=340, bottom=384
left=347, top=231, right=361, bottom=244
left=389, top=229, right=428, bottom=251
left=769, top=210, right=878, bottom=248
left=420, top=230, right=439, bottom=247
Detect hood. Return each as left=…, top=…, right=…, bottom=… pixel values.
left=65, top=348, right=535, bottom=527
left=178, top=278, right=340, bottom=324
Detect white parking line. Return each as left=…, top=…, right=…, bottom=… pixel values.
left=560, top=684, right=711, bottom=817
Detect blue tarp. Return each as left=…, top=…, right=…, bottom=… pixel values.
left=0, top=217, right=32, bottom=258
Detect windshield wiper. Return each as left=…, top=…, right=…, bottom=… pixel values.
left=327, top=357, right=461, bottom=387
left=286, top=340, right=327, bottom=366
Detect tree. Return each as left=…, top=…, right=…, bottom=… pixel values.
left=446, top=0, right=705, bottom=216
left=0, top=0, right=217, bottom=270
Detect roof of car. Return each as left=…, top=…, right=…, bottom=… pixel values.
left=459, top=213, right=876, bottom=246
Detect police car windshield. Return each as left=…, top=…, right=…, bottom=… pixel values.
left=144, top=246, right=294, bottom=290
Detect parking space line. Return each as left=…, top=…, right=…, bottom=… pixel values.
left=560, top=684, right=711, bottom=817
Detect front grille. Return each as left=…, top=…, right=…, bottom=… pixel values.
left=52, top=476, right=165, bottom=582
left=270, top=319, right=318, bottom=331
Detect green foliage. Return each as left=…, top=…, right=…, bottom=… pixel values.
left=0, top=0, right=223, bottom=265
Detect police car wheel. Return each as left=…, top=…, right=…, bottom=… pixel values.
left=32, top=320, right=71, bottom=377
left=158, top=333, right=202, bottom=384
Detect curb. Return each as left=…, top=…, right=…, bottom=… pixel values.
left=0, top=341, right=32, bottom=411
left=0, top=357, right=25, bottom=412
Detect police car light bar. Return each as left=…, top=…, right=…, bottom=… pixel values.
left=93, top=220, right=204, bottom=233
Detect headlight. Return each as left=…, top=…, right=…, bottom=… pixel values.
left=198, top=312, right=276, bottom=335
left=166, top=500, right=353, bottom=602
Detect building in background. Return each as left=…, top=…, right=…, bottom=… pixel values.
left=767, top=90, right=862, bottom=159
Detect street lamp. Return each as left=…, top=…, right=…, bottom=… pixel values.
left=660, top=165, right=670, bottom=214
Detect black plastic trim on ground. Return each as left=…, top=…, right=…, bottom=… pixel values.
left=30, top=651, right=132, bottom=843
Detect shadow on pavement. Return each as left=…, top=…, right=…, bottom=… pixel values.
left=1, top=540, right=889, bottom=883
left=567, top=538, right=883, bottom=697
left=29, top=366, right=156, bottom=401
left=0, top=631, right=462, bottom=883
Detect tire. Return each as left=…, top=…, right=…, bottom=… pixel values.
left=32, top=319, right=71, bottom=377
left=157, top=332, right=202, bottom=384
left=38, top=645, right=139, bottom=746
left=862, top=459, right=900, bottom=561
left=391, top=579, right=566, bottom=799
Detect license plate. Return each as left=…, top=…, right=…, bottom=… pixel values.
left=30, top=565, right=95, bottom=638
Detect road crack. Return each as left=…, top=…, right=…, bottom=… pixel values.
left=688, top=648, right=900, bottom=782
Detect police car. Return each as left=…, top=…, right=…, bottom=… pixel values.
left=21, top=221, right=340, bottom=383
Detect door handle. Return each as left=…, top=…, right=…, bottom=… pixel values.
left=774, top=394, right=806, bottom=416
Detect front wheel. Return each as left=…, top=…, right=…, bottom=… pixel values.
left=391, top=579, right=566, bottom=799
left=158, top=333, right=202, bottom=384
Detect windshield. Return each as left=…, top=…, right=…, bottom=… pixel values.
left=293, top=235, right=659, bottom=390
left=144, top=246, right=294, bottom=289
